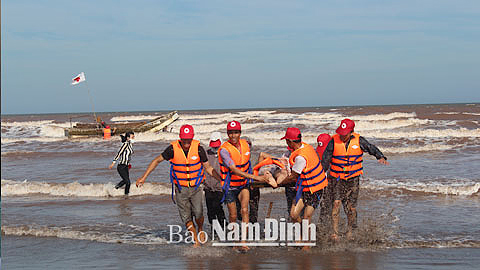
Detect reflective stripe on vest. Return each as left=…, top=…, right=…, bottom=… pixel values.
left=329, top=133, right=364, bottom=180
left=289, top=142, right=328, bottom=203
left=218, top=139, right=252, bottom=202
left=169, top=140, right=205, bottom=203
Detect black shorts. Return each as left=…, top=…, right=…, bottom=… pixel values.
left=300, top=189, right=323, bottom=209
left=332, top=176, right=360, bottom=207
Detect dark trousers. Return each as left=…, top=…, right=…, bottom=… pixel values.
left=205, top=189, right=226, bottom=225
left=116, top=164, right=131, bottom=195
left=318, top=181, right=335, bottom=228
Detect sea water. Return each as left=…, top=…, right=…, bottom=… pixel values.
left=2, top=103, right=480, bottom=269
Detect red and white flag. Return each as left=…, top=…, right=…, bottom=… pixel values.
left=71, top=72, right=86, bottom=85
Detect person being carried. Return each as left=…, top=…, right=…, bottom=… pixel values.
left=253, top=152, right=289, bottom=184
left=109, top=131, right=135, bottom=196
left=257, top=150, right=299, bottom=220
left=204, top=131, right=226, bottom=226
left=322, top=119, right=389, bottom=241
left=136, top=125, right=223, bottom=247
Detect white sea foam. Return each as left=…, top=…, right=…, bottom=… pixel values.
left=1, top=137, right=67, bottom=144
left=362, top=128, right=480, bottom=139
left=1, top=150, right=35, bottom=156
left=1, top=120, right=55, bottom=127
left=1, top=179, right=171, bottom=198
left=380, top=144, right=455, bottom=154
left=109, top=115, right=159, bottom=122
left=1, top=120, right=73, bottom=140
left=1, top=225, right=167, bottom=245
left=362, top=179, right=480, bottom=196
left=349, top=112, right=417, bottom=121
left=434, top=112, right=460, bottom=115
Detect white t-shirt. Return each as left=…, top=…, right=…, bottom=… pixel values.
left=291, top=144, right=307, bottom=174
left=291, top=156, right=306, bottom=174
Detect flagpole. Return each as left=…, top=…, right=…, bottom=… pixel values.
left=83, top=79, right=98, bottom=123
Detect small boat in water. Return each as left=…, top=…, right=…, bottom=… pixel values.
left=64, top=111, right=179, bottom=137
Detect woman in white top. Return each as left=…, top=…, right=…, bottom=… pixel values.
left=109, top=131, right=135, bottom=195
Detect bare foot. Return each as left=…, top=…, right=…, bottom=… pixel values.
left=330, top=233, right=339, bottom=242
left=276, top=169, right=288, bottom=186
left=198, top=231, right=207, bottom=244
left=301, top=246, right=311, bottom=251
left=264, top=172, right=277, bottom=188
left=240, top=245, right=250, bottom=252
left=193, top=242, right=201, bottom=248
left=346, top=230, right=354, bottom=241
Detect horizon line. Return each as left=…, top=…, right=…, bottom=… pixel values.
left=1, top=101, right=478, bottom=116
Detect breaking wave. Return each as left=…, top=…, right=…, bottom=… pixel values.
left=1, top=224, right=168, bottom=245
left=362, top=179, right=480, bottom=196
left=1, top=179, right=171, bottom=198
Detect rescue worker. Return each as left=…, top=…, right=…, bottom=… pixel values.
left=322, top=119, right=389, bottom=241
left=218, top=121, right=275, bottom=250
left=276, top=127, right=329, bottom=249
left=136, top=125, right=223, bottom=247
left=315, top=133, right=334, bottom=230
left=204, top=132, right=226, bottom=225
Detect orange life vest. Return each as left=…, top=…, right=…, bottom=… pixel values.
left=218, top=139, right=252, bottom=191
left=169, top=140, right=205, bottom=191
left=103, top=128, right=111, bottom=139
left=252, top=157, right=286, bottom=176
left=329, top=133, right=364, bottom=180
left=289, top=142, right=328, bottom=202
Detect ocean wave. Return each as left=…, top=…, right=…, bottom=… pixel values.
left=109, top=115, right=159, bottom=122
left=1, top=179, right=171, bottom=198
left=131, top=129, right=477, bottom=154
left=0, top=179, right=283, bottom=198
left=2, top=120, right=72, bottom=140
left=391, top=239, right=480, bottom=248
left=362, top=128, right=480, bottom=139
left=1, top=137, right=67, bottom=144
left=1, top=224, right=167, bottom=245
left=348, top=112, right=417, bottom=121
left=4, top=225, right=480, bottom=249
left=362, top=179, right=480, bottom=196
left=380, top=143, right=455, bottom=154
left=1, top=150, right=35, bottom=156
left=1, top=120, right=55, bottom=127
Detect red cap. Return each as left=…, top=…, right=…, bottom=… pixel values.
left=336, top=119, right=355, bottom=136
left=209, top=140, right=221, bottom=148
left=316, top=133, right=331, bottom=158
left=227, top=121, right=241, bottom=131
left=316, top=133, right=331, bottom=145
left=179, top=124, right=194, bottom=139
left=280, top=127, right=301, bottom=140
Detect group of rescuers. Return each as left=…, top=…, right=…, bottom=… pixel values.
left=110, top=118, right=389, bottom=249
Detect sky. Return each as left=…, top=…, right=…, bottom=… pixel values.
left=2, top=0, right=480, bottom=114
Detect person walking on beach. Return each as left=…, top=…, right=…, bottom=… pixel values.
left=322, top=119, right=389, bottom=241
left=204, top=132, right=226, bottom=225
left=234, top=137, right=262, bottom=223
left=274, top=127, right=328, bottom=249
left=135, top=125, right=222, bottom=247
left=109, top=131, right=135, bottom=196
left=219, top=121, right=275, bottom=249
